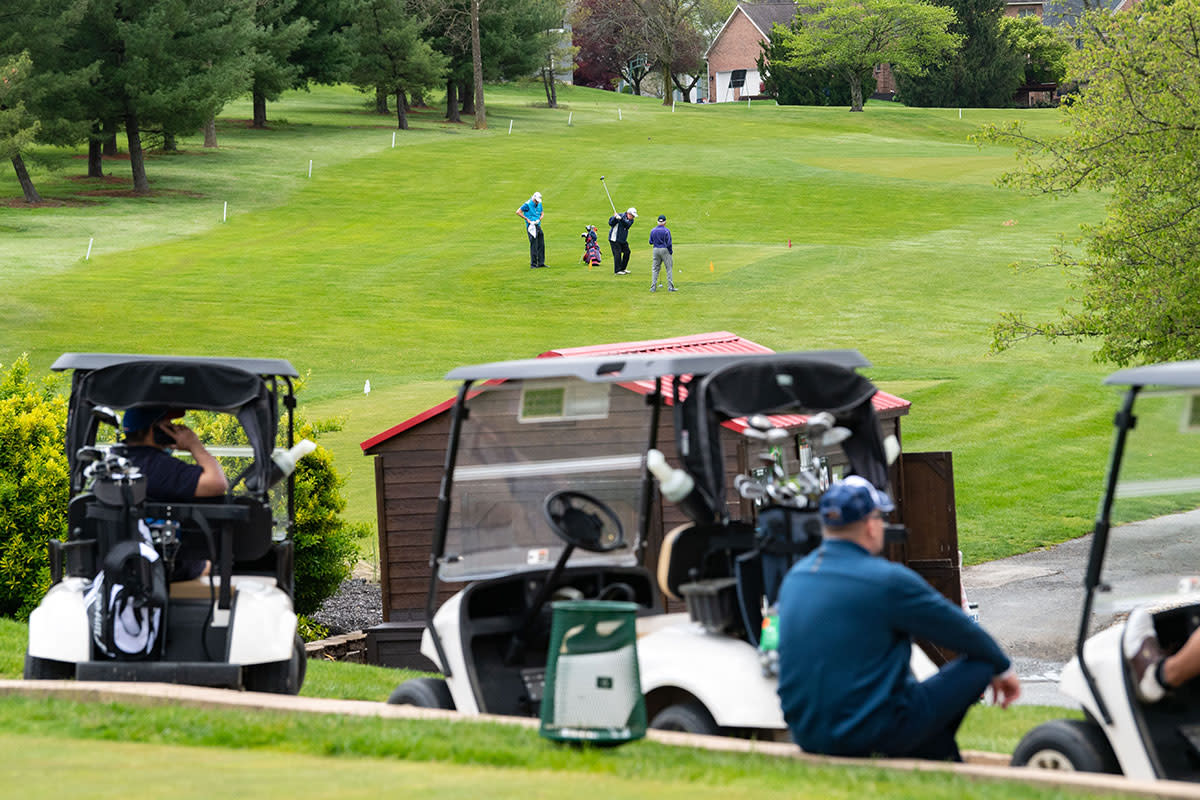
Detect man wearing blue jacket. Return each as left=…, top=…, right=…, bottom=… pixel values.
left=648, top=214, right=676, bottom=292
left=776, top=476, right=1020, bottom=761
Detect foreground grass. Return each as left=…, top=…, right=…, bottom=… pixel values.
left=0, top=696, right=1099, bottom=800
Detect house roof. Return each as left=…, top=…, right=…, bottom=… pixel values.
left=705, top=2, right=797, bottom=59
left=361, top=332, right=910, bottom=452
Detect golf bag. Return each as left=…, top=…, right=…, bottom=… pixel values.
left=581, top=225, right=602, bottom=267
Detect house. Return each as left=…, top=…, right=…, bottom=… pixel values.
left=1005, top=0, right=1045, bottom=16
left=361, top=332, right=959, bottom=668
left=704, top=2, right=898, bottom=103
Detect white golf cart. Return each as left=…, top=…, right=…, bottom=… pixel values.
left=24, top=353, right=312, bottom=693
left=1013, top=361, right=1200, bottom=779
left=387, top=349, right=931, bottom=736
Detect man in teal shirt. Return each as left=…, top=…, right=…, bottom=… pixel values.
left=517, top=191, right=546, bottom=269
left=776, top=476, right=1020, bottom=761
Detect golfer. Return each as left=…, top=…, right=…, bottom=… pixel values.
left=649, top=214, right=676, bottom=292
left=608, top=207, right=637, bottom=275
left=517, top=191, right=546, bottom=269
left=776, top=477, right=1019, bottom=761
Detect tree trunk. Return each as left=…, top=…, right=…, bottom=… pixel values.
left=847, top=70, right=864, bottom=112
left=471, top=0, right=486, bottom=130
left=410, top=88, right=425, bottom=107
left=446, top=79, right=460, bottom=122
left=395, top=90, right=408, bottom=130
left=103, top=120, right=119, bottom=156
left=11, top=155, right=42, bottom=203
left=125, top=110, right=151, bottom=195
left=460, top=80, right=475, bottom=114
left=662, top=62, right=672, bottom=105
left=163, top=131, right=177, bottom=151
left=203, top=116, right=218, bottom=148
left=88, top=125, right=104, bottom=177
left=375, top=86, right=389, bottom=114
left=252, top=92, right=267, bottom=128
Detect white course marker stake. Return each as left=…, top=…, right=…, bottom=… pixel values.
left=364, top=379, right=371, bottom=395
left=85, top=238, right=94, bottom=261
left=392, top=131, right=396, bottom=148
left=959, top=108, right=962, bottom=119
left=619, top=107, right=622, bottom=120
left=308, top=159, right=313, bottom=178
left=508, top=119, right=513, bottom=134
left=223, top=201, right=227, bottom=222
left=672, top=100, right=675, bottom=112
left=568, top=111, right=573, bottom=126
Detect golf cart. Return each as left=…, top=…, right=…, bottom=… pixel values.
left=1012, top=361, right=1200, bottom=779
left=387, top=349, right=929, bottom=736
left=24, top=353, right=313, bottom=694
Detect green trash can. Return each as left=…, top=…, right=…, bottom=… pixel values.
left=539, top=600, right=646, bottom=745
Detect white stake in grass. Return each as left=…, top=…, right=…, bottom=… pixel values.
left=85, top=237, right=94, bottom=261
left=568, top=111, right=573, bottom=126
left=618, top=107, right=622, bottom=120
left=508, top=119, right=513, bottom=134
left=364, top=379, right=371, bottom=395
left=392, top=131, right=396, bottom=148
left=222, top=201, right=227, bottom=222
left=308, top=159, right=313, bottom=178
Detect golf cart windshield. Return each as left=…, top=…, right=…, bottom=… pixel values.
left=1100, top=383, right=1200, bottom=610
left=441, top=377, right=643, bottom=580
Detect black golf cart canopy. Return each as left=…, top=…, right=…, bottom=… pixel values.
left=53, top=353, right=299, bottom=495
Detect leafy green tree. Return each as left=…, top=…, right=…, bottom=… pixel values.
left=250, top=0, right=316, bottom=129
left=0, top=53, right=42, bottom=202
left=759, top=24, right=871, bottom=106
left=632, top=0, right=705, bottom=104
left=981, top=0, right=1200, bottom=365
left=778, top=0, right=960, bottom=112
left=347, top=0, right=448, bottom=130
left=895, top=0, right=1023, bottom=107
left=0, top=356, right=68, bottom=620
left=999, top=14, right=1069, bottom=86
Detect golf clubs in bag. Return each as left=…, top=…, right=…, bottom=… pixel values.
left=581, top=225, right=602, bottom=267
left=80, top=449, right=168, bottom=660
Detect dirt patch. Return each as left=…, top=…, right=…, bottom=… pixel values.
left=0, top=197, right=98, bottom=208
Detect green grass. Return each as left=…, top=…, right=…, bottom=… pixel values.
left=0, top=83, right=1109, bottom=565
left=0, top=696, right=1103, bottom=800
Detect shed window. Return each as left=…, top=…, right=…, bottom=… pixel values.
left=519, top=380, right=611, bottom=422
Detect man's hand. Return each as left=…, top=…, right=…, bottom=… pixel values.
left=990, top=670, right=1021, bottom=709
left=160, top=421, right=202, bottom=453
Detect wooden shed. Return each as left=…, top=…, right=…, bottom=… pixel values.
left=361, top=332, right=960, bottom=668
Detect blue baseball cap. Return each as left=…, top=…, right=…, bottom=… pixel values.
left=122, top=406, right=177, bottom=433
left=819, top=476, right=895, bottom=526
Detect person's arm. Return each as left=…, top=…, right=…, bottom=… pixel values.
left=517, top=204, right=530, bottom=222
left=160, top=422, right=228, bottom=497
left=667, top=230, right=673, bottom=254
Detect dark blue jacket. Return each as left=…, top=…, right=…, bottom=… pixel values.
left=649, top=224, right=672, bottom=254
left=776, top=538, right=1009, bottom=756
left=608, top=213, right=635, bottom=243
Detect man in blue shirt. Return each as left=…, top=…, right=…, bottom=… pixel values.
left=776, top=476, right=1020, bottom=761
left=516, top=191, right=546, bottom=269
left=648, top=214, right=676, bottom=292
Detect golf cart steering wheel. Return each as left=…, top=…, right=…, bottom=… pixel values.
left=542, top=490, right=625, bottom=553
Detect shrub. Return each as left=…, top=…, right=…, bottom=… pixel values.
left=0, top=356, right=68, bottom=620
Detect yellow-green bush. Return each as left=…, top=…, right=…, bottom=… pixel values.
left=0, top=356, right=67, bottom=620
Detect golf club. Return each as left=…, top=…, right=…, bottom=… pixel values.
left=600, top=175, right=617, bottom=216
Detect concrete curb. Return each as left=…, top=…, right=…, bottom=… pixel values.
left=2, top=680, right=1199, bottom=798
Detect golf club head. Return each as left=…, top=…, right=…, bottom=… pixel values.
left=820, top=427, right=852, bottom=447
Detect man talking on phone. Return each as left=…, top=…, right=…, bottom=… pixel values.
left=121, top=406, right=228, bottom=501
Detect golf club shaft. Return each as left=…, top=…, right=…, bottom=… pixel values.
left=601, top=177, right=617, bottom=215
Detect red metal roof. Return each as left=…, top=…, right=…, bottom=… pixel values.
left=361, top=332, right=910, bottom=451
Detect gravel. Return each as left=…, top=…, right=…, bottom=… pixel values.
left=310, top=578, right=382, bottom=635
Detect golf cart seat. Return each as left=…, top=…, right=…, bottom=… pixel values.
left=658, top=521, right=760, bottom=638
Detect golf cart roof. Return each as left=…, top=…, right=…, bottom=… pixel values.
left=444, top=349, right=871, bottom=383
left=1105, top=360, right=1200, bottom=389
left=52, top=352, right=299, bottom=377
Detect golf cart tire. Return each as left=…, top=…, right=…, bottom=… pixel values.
left=243, top=634, right=307, bottom=695
left=649, top=702, right=720, bottom=736
left=1011, top=719, right=1120, bottom=773
left=23, top=653, right=75, bottom=681
left=387, top=677, right=455, bottom=709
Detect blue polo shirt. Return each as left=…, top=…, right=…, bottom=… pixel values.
left=519, top=199, right=543, bottom=224
left=776, top=538, right=1009, bottom=756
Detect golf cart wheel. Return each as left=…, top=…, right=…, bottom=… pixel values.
left=649, top=702, right=720, bottom=736
left=23, top=653, right=75, bottom=680
left=1011, top=719, right=1119, bottom=773
left=387, top=677, right=455, bottom=709
left=243, top=634, right=307, bottom=695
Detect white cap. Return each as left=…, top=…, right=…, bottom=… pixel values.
left=533, top=192, right=542, bottom=202
left=626, top=207, right=637, bottom=217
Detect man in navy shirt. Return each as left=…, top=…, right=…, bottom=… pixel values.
left=776, top=476, right=1020, bottom=761
left=608, top=207, right=637, bottom=274
left=648, top=214, right=676, bottom=292
left=122, top=406, right=228, bottom=580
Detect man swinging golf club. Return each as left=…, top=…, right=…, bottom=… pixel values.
left=776, top=476, right=1020, bottom=761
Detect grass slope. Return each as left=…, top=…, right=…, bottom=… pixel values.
left=0, top=83, right=1107, bottom=563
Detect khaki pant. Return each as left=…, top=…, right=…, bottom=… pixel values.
left=651, top=248, right=675, bottom=291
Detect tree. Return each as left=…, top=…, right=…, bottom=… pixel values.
left=759, top=25, right=871, bottom=106
left=249, top=0, right=316, bottom=129
left=999, top=15, right=1069, bottom=87
left=348, top=0, right=448, bottom=130
left=778, top=0, right=959, bottom=112
left=981, top=0, right=1200, bottom=365
left=0, top=53, right=42, bottom=203
left=894, top=0, right=1023, bottom=107
left=572, top=0, right=654, bottom=93
left=633, top=0, right=705, bottom=104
